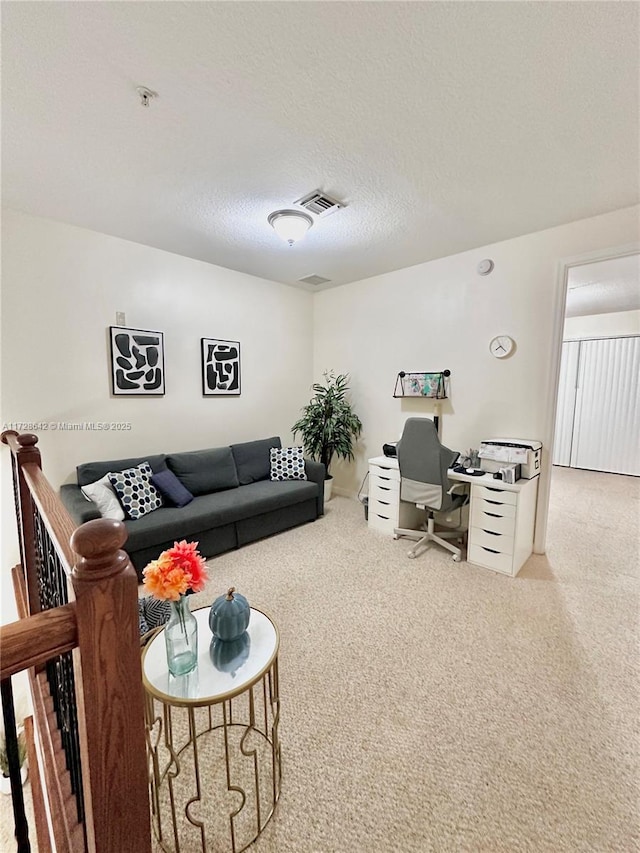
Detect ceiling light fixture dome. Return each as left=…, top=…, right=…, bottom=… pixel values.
left=268, top=210, right=313, bottom=246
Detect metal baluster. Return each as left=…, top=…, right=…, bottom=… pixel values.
left=1, top=677, right=31, bottom=853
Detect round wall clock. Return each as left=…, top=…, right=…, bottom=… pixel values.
left=489, top=335, right=515, bottom=359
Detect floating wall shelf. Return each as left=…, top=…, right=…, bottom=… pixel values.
left=393, top=370, right=450, bottom=399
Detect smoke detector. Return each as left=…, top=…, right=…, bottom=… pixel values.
left=136, top=86, right=158, bottom=107
left=294, top=190, right=344, bottom=217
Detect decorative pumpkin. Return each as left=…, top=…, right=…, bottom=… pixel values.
left=210, top=633, right=251, bottom=674
left=209, top=587, right=250, bottom=641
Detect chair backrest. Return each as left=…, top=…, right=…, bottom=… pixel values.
left=396, top=418, right=459, bottom=510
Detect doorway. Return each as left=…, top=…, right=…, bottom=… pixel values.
left=552, top=254, right=639, bottom=477
left=535, top=246, right=640, bottom=555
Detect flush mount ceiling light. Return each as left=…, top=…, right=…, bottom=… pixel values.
left=267, top=210, right=314, bottom=246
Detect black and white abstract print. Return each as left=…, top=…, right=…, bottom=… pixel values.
left=110, top=327, right=165, bottom=395
left=202, top=338, right=241, bottom=396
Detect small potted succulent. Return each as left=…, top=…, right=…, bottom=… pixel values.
left=0, top=728, right=28, bottom=794
left=292, top=371, right=363, bottom=501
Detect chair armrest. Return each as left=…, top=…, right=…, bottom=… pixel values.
left=304, top=459, right=326, bottom=517
left=59, top=483, right=101, bottom=525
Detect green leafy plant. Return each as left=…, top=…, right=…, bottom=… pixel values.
left=292, top=371, right=363, bottom=479
left=0, top=730, right=27, bottom=777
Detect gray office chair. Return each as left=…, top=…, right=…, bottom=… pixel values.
left=393, top=417, right=468, bottom=561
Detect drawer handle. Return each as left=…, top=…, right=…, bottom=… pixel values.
left=483, top=511, right=502, bottom=518
left=481, top=546, right=500, bottom=554
left=377, top=514, right=390, bottom=521
left=485, top=487, right=505, bottom=493
left=379, top=476, right=392, bottom=482
left=379, top=486, right=391, bottom=491
left=485, top=500, right=506, bottom=506
left=378, top=500, right=391, bottom=507
left=482, top=529, right=501, bottom=536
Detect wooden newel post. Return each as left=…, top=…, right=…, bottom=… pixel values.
left=1, top=431, right=42, bottom=615
left=70, top=519, right=151, bottom=853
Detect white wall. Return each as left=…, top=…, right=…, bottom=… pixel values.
left=313, top=205, right=640, bottom=541
left=1, top=210, right=313, bottom=621
left=564, top=309, right=640, bottom=340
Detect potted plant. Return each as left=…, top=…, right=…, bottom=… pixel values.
left=292, top=371, right=363, bottom=501
left=0, top=728, right=28, bottom=794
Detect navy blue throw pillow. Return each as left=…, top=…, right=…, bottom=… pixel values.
left=150, top=468, right=194, bottom=508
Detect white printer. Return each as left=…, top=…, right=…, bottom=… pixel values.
left=478, top=439, right=542, bottom=479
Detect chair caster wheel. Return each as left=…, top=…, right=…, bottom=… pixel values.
left=408, top=552, right=416, bottom=559
left=453, top=554, right=462, bottom=562
left=393, top=534, right=399, bottom=540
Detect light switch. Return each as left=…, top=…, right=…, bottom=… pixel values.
left=116, top=312, right=126, bottom=325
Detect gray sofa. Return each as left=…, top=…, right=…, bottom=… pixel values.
left=60, top=436, right=324, bottom=579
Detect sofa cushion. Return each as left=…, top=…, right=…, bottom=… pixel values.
left=77, top=454, right=166, bottom=487
left=230, top=436, right=281, bottom=485
left=166, top=447, right=239, bottom=496
left=150, top=468, right=194, bottom=508
left=81, top=474, right=126, bottom=521
left=123, top=479, right=318, bottom=551
left=108, top=463, right=163, bottom=520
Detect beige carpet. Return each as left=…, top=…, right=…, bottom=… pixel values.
left=2, top=467, right=638, bottom=852
left=185, top=466, right=640, bottom=852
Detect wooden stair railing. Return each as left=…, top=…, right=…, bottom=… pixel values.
left=1, top=431, right=151, bottom=853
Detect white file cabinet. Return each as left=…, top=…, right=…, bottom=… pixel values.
left=367, top=456, right=423, bottom=535
left=466, top=478, right=538, bottom=577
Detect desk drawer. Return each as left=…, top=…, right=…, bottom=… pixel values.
left=474, top=498, right=516, bottom=520
left=471, top=504, right=516, bottom=536
left=470, top=526, right=515, bottom=555
left=369, top=463, right=400, bottom=484
left=369, top=494, right=398, bottom=523
left=370, top=480, right=399, bottom=504
left=368, top=509, right=397, bottom=535
left=468, top=543, right=515, bottom=575
left=473, top=485, right=518, bottom=506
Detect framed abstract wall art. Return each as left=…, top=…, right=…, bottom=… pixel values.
left=201, top=338, right=241, bottom=396
left=110, top=326, right=165, bottom=395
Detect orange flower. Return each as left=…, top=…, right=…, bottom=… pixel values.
left=142, top=541, right=209, bottom=600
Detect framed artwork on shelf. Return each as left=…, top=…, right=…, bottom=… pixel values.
left=110, top=326, right=165, bottom=395
left=201, top=338, right=241, bottom=396
left=393, top=371, right=449, bottom=398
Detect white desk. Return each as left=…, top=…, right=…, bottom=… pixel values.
left=368, top=456, right=538, bottom=577
left=367, top=456, right=423, bottom=535
left=447, top=468, right=538, bottom=576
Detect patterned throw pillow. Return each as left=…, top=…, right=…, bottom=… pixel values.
left=107, top=462, right=163, bottom=520
left=270, top=447, right=307, bottom=481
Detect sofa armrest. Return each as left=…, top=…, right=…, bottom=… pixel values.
left=60, top=483, right=101, bottom=525
left=304, top=459, right=326, bottom=516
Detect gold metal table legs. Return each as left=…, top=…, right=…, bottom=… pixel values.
left=146, top=658, right=281, bottom=853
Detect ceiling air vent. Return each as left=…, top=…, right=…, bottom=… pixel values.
left=294, top=189, right=344, bottom=217
left=299, top=274, right=331, bottom=286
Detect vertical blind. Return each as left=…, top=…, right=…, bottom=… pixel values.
left=553, top=335, right=639, bottom=476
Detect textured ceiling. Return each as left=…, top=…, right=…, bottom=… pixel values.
left=566, top=254, right=640, bottom=318
left=2, top=2, right=639, bottom=291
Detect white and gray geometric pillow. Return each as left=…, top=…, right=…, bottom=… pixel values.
left=107, top=462, right=163, bottom=520
left=270, top=446, right=307, bottom=481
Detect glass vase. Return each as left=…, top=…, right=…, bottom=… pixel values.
left=165, top=595, right=198, bottom=676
